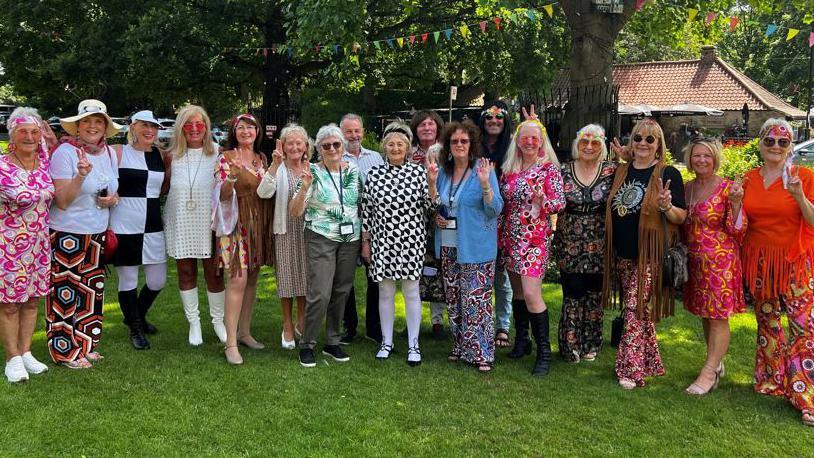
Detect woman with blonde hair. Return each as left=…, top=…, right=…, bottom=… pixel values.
left=681, top=136, right=746, bottom=395
left=257, top=123, right=311, bottom=349
left=741, top=118, right=814, bottom=426
left=605, top=118, right=686, bottom=389
left=498, top=118, right=564, bottom=376
left=554, top=124, right=617, bottom=363
left=164, top=104, right=225, bottom=346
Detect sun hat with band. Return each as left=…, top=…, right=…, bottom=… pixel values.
left=130, top=110, right=162, bottom=127
left=59, top=99, right=123, bottom=138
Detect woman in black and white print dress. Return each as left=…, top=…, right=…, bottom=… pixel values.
left=361, top=122, right=438, bottom=366
left=111, top=111, right=167, bottom=350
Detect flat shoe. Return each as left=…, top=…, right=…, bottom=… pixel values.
left=582, top=352, right=597, bottom=362
left=376, top=343, right=394, bottom=360
left=802, top=412, right=814, bottom=427
left=86, top=352, right=104, bottom=362
left=618, top=378, right=637, bottom=390
left=238, top=337, right=265, bottom=350
left=281, top=332, right=296, bottom=350
left=21, top=352, right=48, bottom=374
left=62, top=358, right=92, bottom=370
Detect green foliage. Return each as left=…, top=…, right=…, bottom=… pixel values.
left=362, top=130, right=380, bottom=152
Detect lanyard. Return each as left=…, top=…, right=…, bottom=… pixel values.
left=326, top=165, right=345, bottom=215
left=447, top=169, right=471, bottom=209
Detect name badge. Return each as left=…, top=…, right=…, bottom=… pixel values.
left=339, top=222, right=354, bottom=236
left=422, top=266, right=438, bottom=276
left=445, top=217, right=457, bottom=230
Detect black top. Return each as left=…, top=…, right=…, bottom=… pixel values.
left=610, top=164, right=685, bottom=260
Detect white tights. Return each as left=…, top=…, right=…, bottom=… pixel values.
left=116, top=264, right=168, bottom=292
left=379, top=279, right=421, bottom=348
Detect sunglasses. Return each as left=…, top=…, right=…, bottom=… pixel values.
left=484, top=113, right=505, bottom=121
left=182, top=122, right=206, bottom=132
left=519, top=135, right=541, bottom=145
left=632, top=134, right=657, bottom=144
left=451, top=138, right=470, bottom=145
left=762, top=137, right=790, bottom=148
left=578, top=139, right=603, bottom=147
left=320, top=141, right=343, bottom=151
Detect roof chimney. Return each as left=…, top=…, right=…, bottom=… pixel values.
left=700, top=45, right=717, bottom=65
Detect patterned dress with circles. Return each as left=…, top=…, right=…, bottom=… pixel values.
left=361, top=162, right=436, bottom=282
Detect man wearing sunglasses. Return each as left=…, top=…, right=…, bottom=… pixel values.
left=478, top=100, right=516, bottom=352
left=339, top=113, right=384, bottom=345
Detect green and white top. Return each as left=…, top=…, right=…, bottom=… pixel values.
left=303, top=162, right=362, bottom=242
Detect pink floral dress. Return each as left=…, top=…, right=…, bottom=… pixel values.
left=681, top=179, right=747, bottom=319
left=0, top=150, right=55, bottom=302
left=498, top=162, right=565, bottom=278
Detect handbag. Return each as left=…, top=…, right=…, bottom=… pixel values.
left=103, top=229, right=118, bottom=263
left=660, top=169, right=688, bottom=289
left=419, top=257, right=446, bottom=303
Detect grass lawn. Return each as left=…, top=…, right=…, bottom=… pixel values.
left=1, top=265, right=810, bottom=456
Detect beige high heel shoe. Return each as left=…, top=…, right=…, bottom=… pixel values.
left=224, top=345, right=243, bottom=365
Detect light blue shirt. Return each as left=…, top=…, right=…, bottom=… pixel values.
left=342, top=147, right=383, bottom=186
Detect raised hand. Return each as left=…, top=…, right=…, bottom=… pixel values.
left=227, top=154, right=246, bottom=179
left=521, top=104, right=538, bottom=121
left=41, top=122, right=58, bottom=151
left=77, top=149, right=93, bottom=177
left=611, top=137, right=630, bottom=161
left=300, top=167, right=313, bottom=189
left=657, top=178, right=673, bottom=210
left=531, top=183, right=547, bottom=206
left=426, top=154, right=439, bottom=184
left=476, top=157, right=493, bottom=187
left=787, top=164, right=804, bottom=200
left=728, top=175, right=744, bottom=206
left=270, top=139, right=285, bottom=168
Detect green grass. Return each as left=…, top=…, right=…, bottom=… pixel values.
left=1, top=265, right=810, bottom=456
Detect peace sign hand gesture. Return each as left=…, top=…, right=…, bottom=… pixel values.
left=77, top=149, right=93, bottom=178
left=611, top=137, right=630, bottom=161
left=426, top=154, right=439, bottom=185
left=300, top=167, right=313, bottom=189
left=270, top=139, right=285, bottom=168
left=728, top=175, right=745, bottom=206
left=521, top=104, right=538, bottom=121
left=657, top=178, right=673, bottom=211
left=476, top=157, right=493, bottom=187
left=787, top=164, right=805, bottom=200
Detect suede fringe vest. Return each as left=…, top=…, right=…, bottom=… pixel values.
left=601, top=161, right=679, bottom=323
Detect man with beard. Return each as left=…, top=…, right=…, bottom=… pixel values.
left=478, top=101, right=519, bottom=355
left=339, top=113, right=384, bottom=345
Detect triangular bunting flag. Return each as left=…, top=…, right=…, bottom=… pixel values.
left=386, top=38, right=395, bottom=48
left=350, top=55, right=359, bottom=65
left=479, top=21, right=487, bottom=33
left=333, top=44, right=340, bottom=54
left=635, top=0, right=645, bottom=11
left=409, top=35, right=416, bottom=45
left=765, top=24, right=778, bottom=37
left=459, top=24, right=470, bottom=39
left=493, top=17, right=502, bottom=30
left=526, top=9, right=536, bottom=22
left=543, top=4, right=554, bottom=17
left=704, top=12, right=718, bottom=26
left=444, top=29, right=452, bottom=40
left=396, top=37, right=404, bottom=48
left=787, top=28, right=799, bottom=41
left=433, top=31, right=440, bottom=43
left=421, top=33, right=428, bottom=43
left=287, top=47, right=292, bottom=57
left=810, top=32, right=814, bottom=47
left=729, top=16, right=739, bottom=32
left=688, top=8, right=698, bottom=22
left=315, top=44, right=321, bottom=53
left=373, top=41, right=381, bottom=50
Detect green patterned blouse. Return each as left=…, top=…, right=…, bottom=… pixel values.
left=303, top=162, right=362, bottom=242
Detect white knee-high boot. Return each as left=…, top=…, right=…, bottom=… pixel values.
left=207, top=290, right=227, bottom=343
left=180, top=288, right=203, bottom=346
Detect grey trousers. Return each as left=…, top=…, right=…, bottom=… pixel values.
left=300, top=229, right=361, bottom=350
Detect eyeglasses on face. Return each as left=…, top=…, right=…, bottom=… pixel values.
left=578, top=139, right=602, bottom=148
left=320, top=141, right=343, bottom=151
left=484, top=113, right=505, bottom=121
left=762, top=137, right=790, bottom=148
left=450, top=138, right=470, bottom=145
left=632, top=134, right=657, bottom=144
left=182, top=122, right=206, bottom=132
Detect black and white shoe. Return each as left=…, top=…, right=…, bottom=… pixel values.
left=322, top=345, right=350, bottom=362
left=407, top=346, right=422, bottom=367
left=299, top=348, right=316, bottom=368
left=375, top=343, right=394, bottom=360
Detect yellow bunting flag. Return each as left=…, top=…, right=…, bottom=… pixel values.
left=688, top=8, right=698, bottom=22
left=396, top=37, right=404, bottom=48
left=460, top=24, right=470, bottom=39
left=543, top=4, right=554, bottom=17
left=787, top=29, right=800, bottom=41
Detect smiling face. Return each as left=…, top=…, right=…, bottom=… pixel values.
left=384, top=132, right=409, bottom=165
left=630, top=125, right=660, bottom=163
left=235, top=119, right=258, bottom=148
left=319, top=135, right=344, bottom=165
left=416, top=118, right=438, bottom=145
left=341, top=118, right=363, bottom=152
left=759, top=128, right=792, bottom=167
left=283, top=132, right=308, bottom=162
left=449, top=129, right=471, bottom=163
left=517, top=124, right=543, bottom=161
left=77, top=114, right=107, bottom=144
left=577, top=136, right=602, bottom=163
left=182, top=114, right=207, bottom=147
left=131, top=120, right=158, bottom=147
left=483, top=107, right=505, bottom=136
left=11, top=123, right=42, bottom=155
left=689, top=143, right=716, bottom=178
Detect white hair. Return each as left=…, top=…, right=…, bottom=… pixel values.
left=315, top=124, right=347, bottom=151
left=6, top=107, right=44, bottom=137
left=279, top=123, right=313, bottom=162
left=502, top=121, right=559, bottom=175
left=758, top=118, right=793, bottom=139
left=339, top=113, right=364, bottom=129
left=571, top=124, right=609, bottom=161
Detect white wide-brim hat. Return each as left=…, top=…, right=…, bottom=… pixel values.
left=60, top=99, right=123, bottom=138
left=130, top=110, right=161, bottom=127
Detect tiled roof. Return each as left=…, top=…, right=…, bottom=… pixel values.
left=555, top=50, right=806, bottom=119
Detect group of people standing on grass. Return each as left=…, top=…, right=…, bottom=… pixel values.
left=0, top=98, right=812, bottom=426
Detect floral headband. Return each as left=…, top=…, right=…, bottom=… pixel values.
left=761, top=124, right=791, bottom=139
left=578, top=131, right=606, bottom=142
left=481, top=105, right=508, bottom=118
left=514, top=119, right=547, bottom=138
left=8, top=115, right=40, bottom=130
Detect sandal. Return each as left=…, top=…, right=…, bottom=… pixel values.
left=62, top=358, right=92, bottom=369
left=495, top=330, right=511, bottom=348
left=582, top=351, right=597, bottom=362
left=686, top=365, right=720, bottom=396
left=803, top=412, right=814, bottom=427
left=375, top=343, right=394, bottom=360
left=447, top=353, right=460, bottom=363
left=477, top=363, right=492, bottom=373
left=86, top=352, right=104, bottom=362
left=618, top=378, right=637, bottom=390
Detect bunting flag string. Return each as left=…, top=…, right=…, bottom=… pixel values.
left=220, top=0, right=814, bottom=60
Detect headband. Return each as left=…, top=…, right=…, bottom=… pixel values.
left=514, top=119, right=547, bottom=138
left=762, top=124, right=792, bottom=140
left=8, top=115, right=39, bottom=130
left=578, top=131, right=606, bottom=141
left=481, top=105, right=508, bottom=117
left=233, top=113, right=257, bottom=126
left=384, top=125, right=412, bottom=140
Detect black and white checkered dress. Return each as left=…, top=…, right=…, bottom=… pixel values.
left=110, top=144, right=166, bottom=266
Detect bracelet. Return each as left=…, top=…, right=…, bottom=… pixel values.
left=660, top=204, right=672, bottom=212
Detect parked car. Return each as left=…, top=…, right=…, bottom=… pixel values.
left=157, top=118, right=175, bottom=146
left=212, top=126, right=227, bottom=145
left=793, top=139, right=814, bottom=167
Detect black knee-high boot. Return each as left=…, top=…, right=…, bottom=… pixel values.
left=529, top=309, right=552, bottom=376
left=119, top=289, right=150, bottom=350
left=507, top=300, right=532, bottom=359
left=138, top=287, right=161, bottom=335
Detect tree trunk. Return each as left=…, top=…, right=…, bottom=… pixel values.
left=559, top=1, right=638, bottom=149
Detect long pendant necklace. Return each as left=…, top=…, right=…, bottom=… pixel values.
left=11, top=152, right=37, bottom=184
left=185, top=149, right=204, bottom=211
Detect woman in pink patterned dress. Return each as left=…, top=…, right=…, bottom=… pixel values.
left=0, top=108, right=54, bottom=383
left=681, top=138, right=746, bottom=395
left=499, top=119, right=565, bottom=376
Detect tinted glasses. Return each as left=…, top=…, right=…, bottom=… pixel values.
left=320, top=141, right=343, bottom=151
left=762, top=137, right=791, bottom=148
left=632, top=134, right=657, bottom=144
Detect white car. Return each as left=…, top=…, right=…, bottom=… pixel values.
left=793, top=139, right=814, bottom=166
left=157, top=118, right=175, bottom=145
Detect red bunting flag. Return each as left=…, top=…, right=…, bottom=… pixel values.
left=421, top=33, right=428, bottom=43
left=479, top=21, right=487, bottom=33
left=635, top=0, right=645, bottom=10
left=705, top=12, right=718, bottom=26
left=810, top=31, right=814, bottom=47
left=409, top=35, right=416, bottom=45
left=729, top=16, right=739, bottom=32
left=493, top=17, right=501, bottom=30
left=315, top=44, right=321, bottom=53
